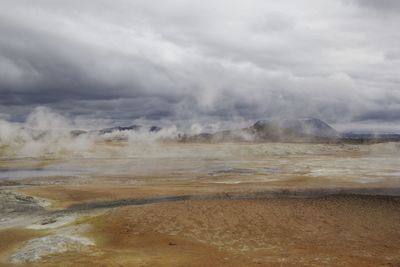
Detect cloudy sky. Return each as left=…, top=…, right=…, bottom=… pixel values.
left=0, top=0, right=399, bottom=130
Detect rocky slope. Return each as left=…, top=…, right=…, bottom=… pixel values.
left=185, top=118, right=340, bottom=142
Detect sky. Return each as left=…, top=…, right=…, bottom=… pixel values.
left=0, top=0, right=399, bottom=131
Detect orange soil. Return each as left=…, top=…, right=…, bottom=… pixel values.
left=18, top=176, right=396, bottom=209
left=80, top=197, right=400, bottom=267
left=6, top=196, right=400, bottom=267
left=0, top=229, right=46, bottom=267
left=18, top=184, right=207, bottom=208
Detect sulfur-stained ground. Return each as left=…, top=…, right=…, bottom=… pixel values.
left=1, top=142, right=400, bottom=266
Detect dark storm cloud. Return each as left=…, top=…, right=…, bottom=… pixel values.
left=0, top=0, right=400, bottom=130
left=355, top=108, right=400, bottom=122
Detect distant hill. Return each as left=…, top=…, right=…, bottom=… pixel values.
left=248, top=118, right=340, bottom=141
left=67, top=119, right=400, bottom=143
left=342, top=132, right=400, bottom=143
left=184, top=118, right=340, bottom=143
left=69, top=125, right=162, bottom=137
left=98, top=125, right=142, bottom=135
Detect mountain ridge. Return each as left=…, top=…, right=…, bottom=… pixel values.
left=66, top=118, right=400, bottom=143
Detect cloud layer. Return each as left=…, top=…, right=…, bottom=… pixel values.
left=1, top=0, right=399, bottom=129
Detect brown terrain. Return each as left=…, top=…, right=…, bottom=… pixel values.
left=1, top=142, right=400, bottom=266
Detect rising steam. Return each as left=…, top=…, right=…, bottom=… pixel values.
left=0, top=107, right=181, bottom=158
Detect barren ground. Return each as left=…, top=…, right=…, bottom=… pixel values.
left=1, top=142, right=400, bottom=266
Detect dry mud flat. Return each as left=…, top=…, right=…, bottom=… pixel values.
left=1, top=190, right=400, bottom=266
left=1, top=142, right=400, bottom=266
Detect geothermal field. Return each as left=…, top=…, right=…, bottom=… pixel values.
left=1, top=122, right=400, bottom=267
left=3, top=0, right=400, bottom=266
